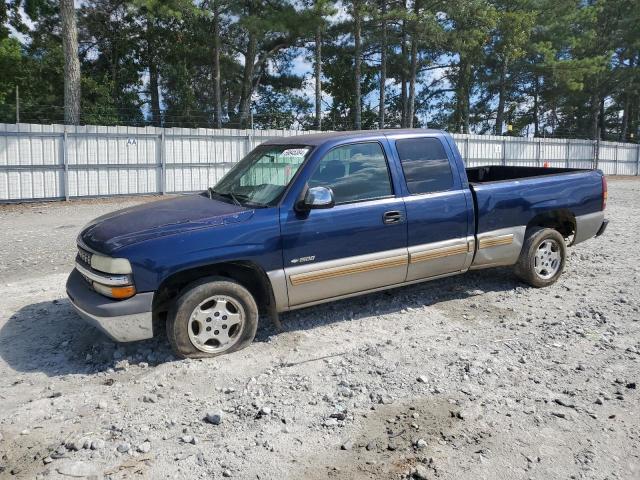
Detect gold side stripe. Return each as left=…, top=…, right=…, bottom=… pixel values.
left=478, top=234, right=514, bottom=249
left=410, top=244, right=469, bottom=264
left=289, top=255, right=408, bottom=286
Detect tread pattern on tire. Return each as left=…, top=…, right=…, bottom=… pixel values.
left=166, top=276, right=259, bottom=358
left=514, top=227, right=566, bottom=288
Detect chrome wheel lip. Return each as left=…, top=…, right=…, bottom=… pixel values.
left=534, top=238, right=561, bottom=280
left=188, top=295, right=245, bottom=354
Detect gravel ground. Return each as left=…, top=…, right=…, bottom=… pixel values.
left=0, top=180, right=638, bottom=480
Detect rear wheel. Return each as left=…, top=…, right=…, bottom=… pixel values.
left=167, top=277, right=258, bottom=358
left=514, top=227, right=566, bottom=288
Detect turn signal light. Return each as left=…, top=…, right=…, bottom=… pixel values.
left=602, top=176, right=608, bottom=210
left=93, top=282, right=136, bottom=299
left=110, top=285, right=137, bottom=299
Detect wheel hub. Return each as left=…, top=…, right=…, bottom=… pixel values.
left=188, top=295, right=245, bottom=354
left=534, top=239, right=561, bottom=280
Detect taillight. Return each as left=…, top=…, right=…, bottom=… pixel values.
left=602, top=175, right=607, bottom=210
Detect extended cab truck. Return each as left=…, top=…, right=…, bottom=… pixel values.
left=66, top=129, right=608, bottom=358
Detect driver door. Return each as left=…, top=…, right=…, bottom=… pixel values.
left=279, top=142, right=408, bottom=307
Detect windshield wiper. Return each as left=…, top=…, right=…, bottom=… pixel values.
left=208, top=188, right=241, bottom=206
left=208, top=188, right=268, bottom=208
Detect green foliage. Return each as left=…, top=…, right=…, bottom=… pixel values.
left=0, top=37, right=21, bottom=105
left=0, top=0, right=638, bottom=140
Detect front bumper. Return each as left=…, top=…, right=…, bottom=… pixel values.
left=66, top=269, right=154, bottom=342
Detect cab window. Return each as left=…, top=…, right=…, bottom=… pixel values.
left=308, top=142, right=393, bottom=204
left=396, top=137, right=454, bottom=194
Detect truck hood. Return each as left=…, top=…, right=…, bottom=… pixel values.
left=80, top=194, right=253, bottom=253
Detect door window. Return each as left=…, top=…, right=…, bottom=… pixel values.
left=308, top=143, right=393, bottom=204
left=396, top=138, right=454, bottom=194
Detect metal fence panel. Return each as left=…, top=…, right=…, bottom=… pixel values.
left=1, top=123, right=639, bottom=202
left=453, top=133, right=505, bottom=166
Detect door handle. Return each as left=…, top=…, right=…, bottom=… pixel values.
left=383, top=210, right=403, bottom=225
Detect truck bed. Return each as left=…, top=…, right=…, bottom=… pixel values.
left=468, top=167, right=603, bottom=236
left=466, top=165, right=588, bottom=184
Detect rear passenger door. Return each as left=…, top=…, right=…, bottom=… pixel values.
left=394, top=136, right=473, bottom=282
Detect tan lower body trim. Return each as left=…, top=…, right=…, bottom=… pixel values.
left=471, top=226, right=526, bottom=269
left=409, top=243, right=469, bottom=264
left=267, top=269, right=289, bottom=313
left=289, top=254, right=408, bottom=286
left=478, top=234, right=514, bottom=249
left=287, top=269, right=463, bottom=312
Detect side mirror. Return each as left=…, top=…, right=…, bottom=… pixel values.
left=297, top=186, right=335, bottom=211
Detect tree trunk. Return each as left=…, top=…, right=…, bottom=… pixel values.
left=590, top=91, right=600, bottom=140
left=212, top=1, right=222, bottom=129
left=353, top=0, right=362, bottom=130
left=407, top=41, right=417, bottom=128
left=407, top=0, right=419, bottom=128
left=227, top=84, right=235, bottom=117
left=238, top=32, right=257, bottom=128
left=620, top=94, right=629, bottom=141
left=533, top=76, right=540, bottom=137
left=454, top=57, right=470, bottom=133
left=463, top=63, right=471, bottom=133
left=378, top=0, right=387, bottom=129
left=599, top=97, right=605, bottom=140
left=145, top=17, right=161, bottom=127
left=495, top=59, right=508, bottom=135
left=61, top=0, right=81, bottom=125
left=631, top=97, right=636, bottom=140
left=149, top=61, right=161, bottom=126
left=400, top=5, right=407, bottom=127
left=628, top=102, right=636, bottom=141
left=315, top=26, right=322, bottom=130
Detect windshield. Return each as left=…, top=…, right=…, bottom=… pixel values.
left=208, top=144, right=312, bottom=207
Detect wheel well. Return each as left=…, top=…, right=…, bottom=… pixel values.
left=153, top=261, right=275, bottom=318
left=526, top=210, right=576, bottom=239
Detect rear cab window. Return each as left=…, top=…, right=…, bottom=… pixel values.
left=395, top=137, right=454, bottom=194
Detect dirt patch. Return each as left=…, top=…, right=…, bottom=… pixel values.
left=294, top=397, right=463, bottom=479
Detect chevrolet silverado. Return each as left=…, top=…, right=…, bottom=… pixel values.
left=66, top=129, right=608, bottom=358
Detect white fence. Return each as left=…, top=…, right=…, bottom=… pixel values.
left=452, top=133, right=639, bottom=175
left=0, top=123, right=638, bottom=202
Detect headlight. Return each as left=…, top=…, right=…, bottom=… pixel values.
left=76, top=247, right=136, bottom=299
left=90, top=254, right=133, bottom=274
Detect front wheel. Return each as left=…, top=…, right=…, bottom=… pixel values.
left=514, top=227, right=566, bottom=288
left=167, top=277, right=258, bottom=358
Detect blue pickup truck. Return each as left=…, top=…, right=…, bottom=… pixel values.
left=66, top=129, right=608, bottom=358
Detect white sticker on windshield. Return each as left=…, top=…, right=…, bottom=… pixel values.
left=281, top=148, right=310, bottom=157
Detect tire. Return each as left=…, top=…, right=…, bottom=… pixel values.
left=167, top=277, right=258, bottom=358
left=514, top=227, right=566, bottom=288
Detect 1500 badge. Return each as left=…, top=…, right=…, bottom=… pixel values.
left=290, top=256, right=316, bottom=264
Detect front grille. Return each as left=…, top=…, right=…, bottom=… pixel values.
left=77, top=246, right=92, bottom=267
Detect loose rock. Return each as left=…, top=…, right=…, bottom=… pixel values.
left=137, top=441, right=151, bottom=453
left=206, top=411, right=223, bottom=425
left=116, top=442, right=131, bottom=453
left=415, top=438, right=427, bottom=449
left=90, top=439, right=105, bottom=450
left=260, top=406, right=272, bottom=416
left=412, top=464, right=430, bottom=480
